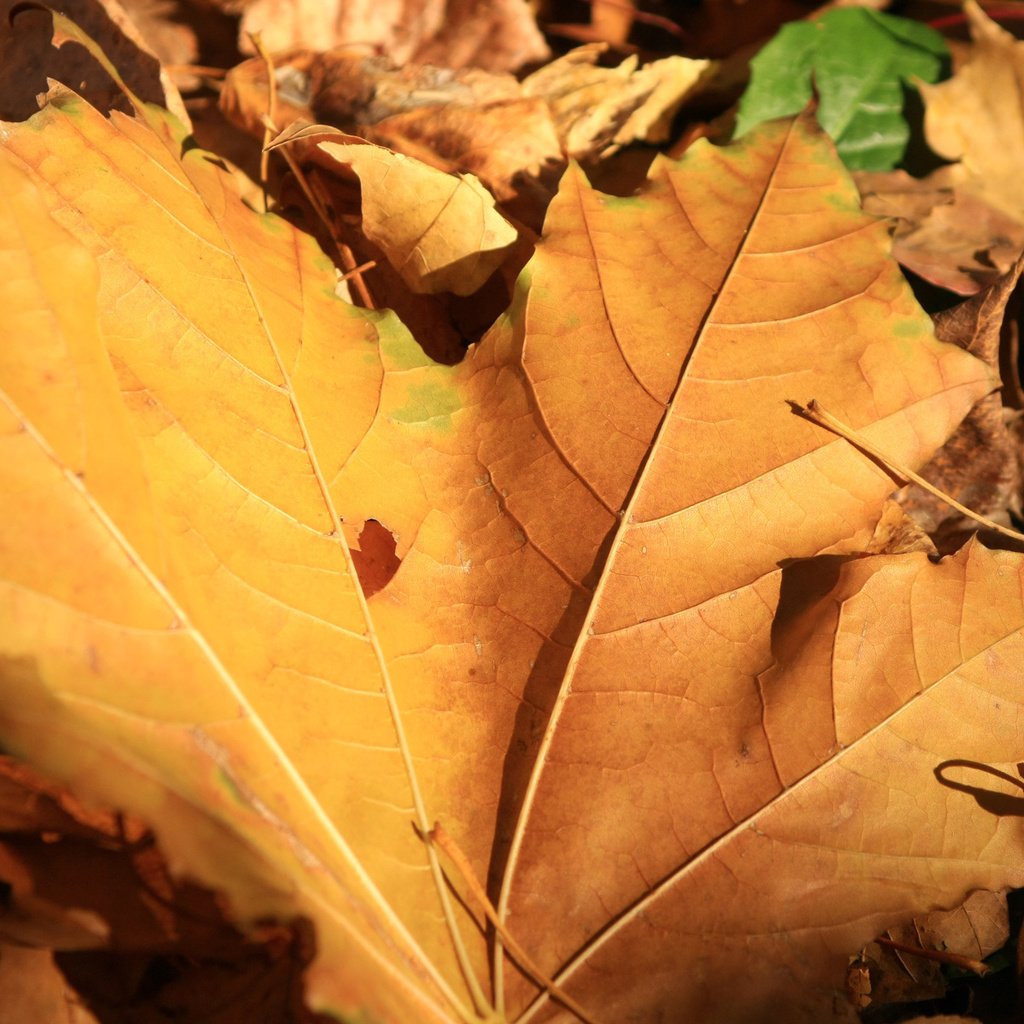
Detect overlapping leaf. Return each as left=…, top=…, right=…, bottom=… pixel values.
left=0, top=69, right=469, bottom=1024
left=2, top=33, right=1022, bottom=1024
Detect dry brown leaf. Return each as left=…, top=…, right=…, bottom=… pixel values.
left=920, top=1, right=1024, bottom=225
left=220, top=50, right=564, bottom=226
left=269, top=124, right=518, bottom=295
left=0, top=0, right=185, bottom=123
left=856, top=166, right=1024, bottom=295
left=897, top=256, right=1024, bottom=549
left=234, top=0, right=548, bottom=72
left=915, top=889, right=1009, bottom=961
left=521, top=43, right=710, bottom=160
left=3, top=21, right=1022, bottom=1020
left=852, top=889, right=1008, bottom=1010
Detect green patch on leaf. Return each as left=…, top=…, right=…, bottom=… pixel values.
left=891, top=316, right=932, bottom=339
left=378, top=315, right=434, bottom=372
left=216, top=767, right=246, bottom=805
left=734, top=9, right=948, bottom=171
left=389, top=375, right=461, bottom=429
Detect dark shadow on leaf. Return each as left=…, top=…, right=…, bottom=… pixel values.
left=934, top=759, right=1024, bottom=817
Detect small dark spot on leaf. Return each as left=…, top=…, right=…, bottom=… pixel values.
left=350, top=519, right=401, bottom=597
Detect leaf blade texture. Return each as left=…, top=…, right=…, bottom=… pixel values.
left=1, top=69, right=1019, bottom=1024
left=0, top=85, right=474, bottom=1023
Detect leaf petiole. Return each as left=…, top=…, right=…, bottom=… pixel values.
left=795, top=399, right=1024, bottom=543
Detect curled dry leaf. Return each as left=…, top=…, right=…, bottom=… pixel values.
left=521, top=43, right=710, bottom=160
left=221, top=44, right=709, bottom=228
left=268, top=123, right=518, bottom=295
left=897, top=256, right=1024, bottom=548
left=3, top=17, right=1023, bottom=1022
left=220, top=49, right=563, bottom=227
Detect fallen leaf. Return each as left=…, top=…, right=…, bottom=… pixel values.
left=0, top=0, right=186, bottom=123
left=219, top=50, right=564, bottom=231
left=234, top=0, right=548, bottom=72
left=0, top=20, right=471, bottom=1019
left=915, top=889, right=1009, bottom=961
left=521, top=43, right=710, bottom=160
left=735, top=6, right=948, bottom=170
left=851, top=888, right=1009, bottom=1011
left=269, top=124, right=518, bottom=295
left=896, top=256, right=1024, bottom=549
left=855, top=165, right=1024, bottom=295
left=0, top=762, right=320, bottom=1023
left=920, top=0, right=1024, bottom=224
left=862, top=1, right=1024, bottom=295
left=3, top=19, right=1020, bottom=1023
left=220, top=44, right=709, bottom=227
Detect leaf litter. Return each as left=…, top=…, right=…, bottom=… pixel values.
left=3, top=2, right=1024, bottom=1023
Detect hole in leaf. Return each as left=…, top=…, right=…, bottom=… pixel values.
left=350, top=520, right=401, bottom=597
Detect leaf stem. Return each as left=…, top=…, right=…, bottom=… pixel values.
left=796, top=399, right=1024, bottom=543
left=425, top=824, right=603, bottom=1024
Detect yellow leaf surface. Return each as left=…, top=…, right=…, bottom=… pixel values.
left=0, top=78, right=473, bottom=1023
left=2, top=41, right=1020, bottom=1022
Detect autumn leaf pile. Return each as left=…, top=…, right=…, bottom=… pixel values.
left=4, top=2, right=1024, bottom=1023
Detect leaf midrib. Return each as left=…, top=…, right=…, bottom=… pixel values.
left=495, top=117, right=798, bottom=1015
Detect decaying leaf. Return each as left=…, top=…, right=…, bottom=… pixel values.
left=850, top=888, right=1009, bottom=1010
left=4, top=15, right=1024, bottom=1024
left=0, top=0, right=186, bottom=123
left=897, top=256, right=1024, bottom=548
left=219, top=49, right=564, bottom=226
left=221, top=43, right=708, bottom=225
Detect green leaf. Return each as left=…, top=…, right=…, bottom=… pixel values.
left=735, top=9, right=948, bottom=170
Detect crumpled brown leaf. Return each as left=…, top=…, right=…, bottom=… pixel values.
left=220, top=44, right=709, bottom=228
left=855, top=166, right=1024, bottom=295
left=521, top=43, right=710, bottom=160
left=897, top=255, right=1024, bottom=549
left=0, top=756, right=320, bottom=1024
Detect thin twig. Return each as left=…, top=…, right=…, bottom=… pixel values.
left=876, top=935, right=990, bottom=976
left=796, top=399, right=1024, bottom=543
left=424, top=823, right=604, bottom=1024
